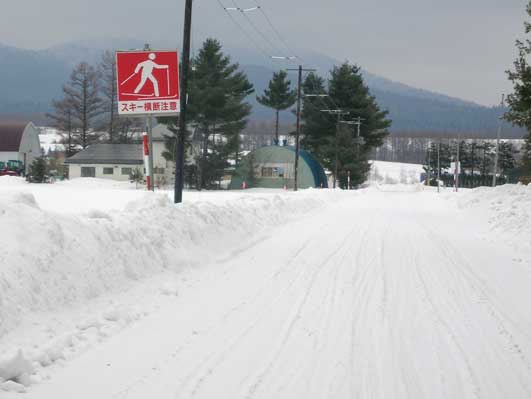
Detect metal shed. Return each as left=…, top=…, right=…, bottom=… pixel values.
left=230, top=145, right=328, bottom=190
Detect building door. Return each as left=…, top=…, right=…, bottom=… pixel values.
left=81, top=167, right=96, bottom=177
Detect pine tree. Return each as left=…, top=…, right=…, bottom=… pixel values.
left=301, top=73, right=334, bottom=161
left=256, top=71, right=296, bottom=143
left=424, top=142, right=451, bottom=183
left=29, top=157, right=46, bottom=183
left=505, top=0, right=531, bottom=181
left=498, top=141, right=519, bottom=179
left=187, top=39, right=254, bottom=189
left=479, top=141, right=495, bottom=177
left=302, top=63, right=391, bottom=187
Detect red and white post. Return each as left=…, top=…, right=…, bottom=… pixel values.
left=142, top=132, right=152, bottom=190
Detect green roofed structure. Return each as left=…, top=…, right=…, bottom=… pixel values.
left=230, top=145, right=328, bottom=190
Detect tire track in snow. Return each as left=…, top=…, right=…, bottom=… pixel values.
left=240, top=227, right=360, bottom=398
left=175, top=228, right=349, bottom=398
left=411, top=245, right=482, bottom=399
left=420, top=223, right=531, bottom=396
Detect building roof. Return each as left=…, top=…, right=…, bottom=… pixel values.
left=0, top=122, right=28, bottom=152
left=64, top=144, right=143, bottom=165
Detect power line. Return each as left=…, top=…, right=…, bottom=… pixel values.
left=215, top=0, right=273, bottom=61
left=230, top=0, right=290, bottom=59
left=251, top=0, right=301, bottom=62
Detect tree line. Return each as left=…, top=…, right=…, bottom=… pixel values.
left=47, top=38, right=392, bottom=189
left=422, top=140, right=520, bottom=187
left=159, top=38, right=390, bottom=189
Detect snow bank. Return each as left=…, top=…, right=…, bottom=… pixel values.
left=0, top=188, right=341, bottom=387
left=0, top=189, right=335, bottom=339
left=458, top=184, right=531, bottom=245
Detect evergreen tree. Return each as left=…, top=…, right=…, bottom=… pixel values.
left=302, top=63, right=391, bottom=187
left=479, top=141, right=495, bottom=177
left=498, top=141, right=519, bottom=178
left=505, top=0, right=531, bottom=181
left=424, top=142, right=451, bottom=183
left=300, top=73, right=333, bottom=160
left=187, top=39, right=254, bottom=189
left=29, top=157, right=46, bottom=183
left=256, top=71, right=296, bottom=143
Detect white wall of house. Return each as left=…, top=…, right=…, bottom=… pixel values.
left=67, top=139, right=174, bottom=185
left=68, top=164, right=143, bottom=181
left=152, top=141, right=174, bottom=185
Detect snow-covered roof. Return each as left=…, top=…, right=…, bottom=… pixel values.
left=64, top=144, right=143, bottom=165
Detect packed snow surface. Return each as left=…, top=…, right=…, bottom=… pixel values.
left=1, top=175, right=531, bottom=398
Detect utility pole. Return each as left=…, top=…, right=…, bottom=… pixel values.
left=437, top=141, right=441, bottom=193
left=321, top=110, right=349, bottom=188
left=455, top=134, right=461, bottom=192
left=287, top=65, right=316, bottom=191
left=492, top=94, right=505, bottom=187
left=427, top=141, right=431, bottom=187
left=144, top=44, right=155, bottom=191
left=174, top=0, right=193, bottom=204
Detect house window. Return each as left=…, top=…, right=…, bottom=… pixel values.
left=121, top=167, right=133, bottom=176
left=273, top=167, right=285, bottom=178
left=81, top=167, right=96, bottom=177
left=103, top=167, right=114, bottom=175
left=154, top=167, right=165, bottom=174
left=261, top=166, right=285, bottom=178
left=262, top=167, right=273, bottom=177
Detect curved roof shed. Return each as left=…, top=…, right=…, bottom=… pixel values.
left=230, top=145, right=328, bottom=190
left=0, top=122, right=41, bottom=169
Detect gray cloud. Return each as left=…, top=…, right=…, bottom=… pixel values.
left=1, top=0, right=529, bottom=105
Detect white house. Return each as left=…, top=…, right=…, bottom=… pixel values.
left=0, top=122, right=41, bottom=173
left=65, top=124, right=176, bottom=184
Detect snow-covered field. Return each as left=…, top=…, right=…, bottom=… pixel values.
left=1, top=170, right=531, bottom=398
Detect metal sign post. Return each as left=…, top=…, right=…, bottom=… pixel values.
left=115, top=48, right=180, bottom=192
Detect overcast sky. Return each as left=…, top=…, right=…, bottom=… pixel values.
left=1, top=0, right=529, bottom=106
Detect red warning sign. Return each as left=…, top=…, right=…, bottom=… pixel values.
left=116, top=50, right=180, bottom=116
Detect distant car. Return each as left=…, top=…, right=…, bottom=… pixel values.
left=0, top=169, right=18, bottom=177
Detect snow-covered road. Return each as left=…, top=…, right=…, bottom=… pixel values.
left=6, top=187, right=531, bottom=399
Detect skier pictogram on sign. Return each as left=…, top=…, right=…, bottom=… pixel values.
left=116, top=50, right=180, bottom=116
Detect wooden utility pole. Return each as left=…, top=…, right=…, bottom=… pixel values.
left=175, top=0, right=193, bottom=204
left=492, top=94, right=505, bottom=187
left=437, top=141, right=441, bottom=193
left=288, top=65, right=316, bottom=191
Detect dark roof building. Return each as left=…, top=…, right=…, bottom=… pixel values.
left=64, top=144, right=143, bottom=165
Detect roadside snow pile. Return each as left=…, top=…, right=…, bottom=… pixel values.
left=368, top=161, right=423, bottom=185
left=0, top=188, right=341, bottom=388
left=458, top=184, right=531, bottom=242
left=0, top=189, right=336, bottom=338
